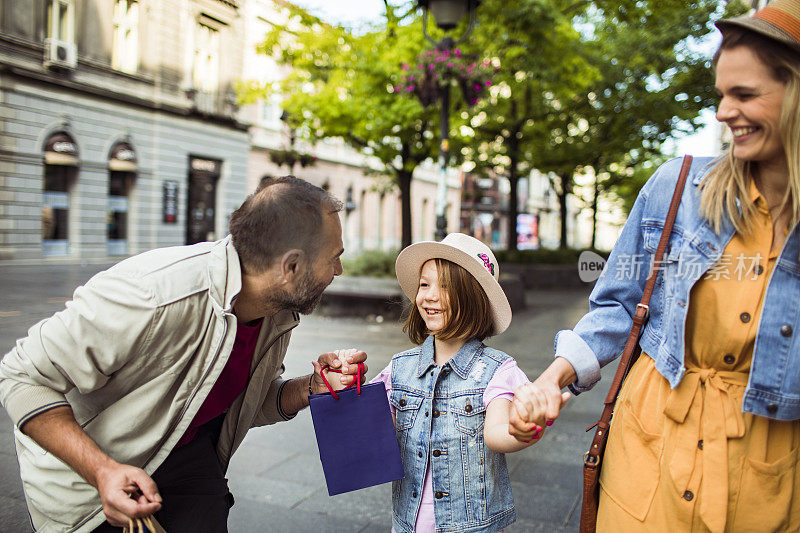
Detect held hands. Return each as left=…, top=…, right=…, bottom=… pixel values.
left=311, top=348, right=368, bottom=394
left=509, top=381, right=571, bottom=444
left=94, top=459, right=161, bottom=527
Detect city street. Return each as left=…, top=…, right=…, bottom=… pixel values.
left=0, top=263, right=609, bottom=532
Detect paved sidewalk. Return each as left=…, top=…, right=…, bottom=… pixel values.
left=0, top=262, right=609, bottom=532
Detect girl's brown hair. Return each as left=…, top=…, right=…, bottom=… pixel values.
left=402, top=258, right=496, bottom=345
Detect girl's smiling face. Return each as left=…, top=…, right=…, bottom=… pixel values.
left=416, top=259, right=449, bottom=334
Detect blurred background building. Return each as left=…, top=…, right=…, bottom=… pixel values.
left=0, top=0, right=253, bottom=261
left=0, top=0, right=462, bottom=262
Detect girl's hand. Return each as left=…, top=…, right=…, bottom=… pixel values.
left=509, top=381, right=570, bottom=443
left=509, top=383, right=547, bottom=442
left=311, top=349, right=367, bottom=393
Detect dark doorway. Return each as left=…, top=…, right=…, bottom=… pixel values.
left=186, top=156, right=221, bottom=245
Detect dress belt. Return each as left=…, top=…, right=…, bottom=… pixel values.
left=663, top=367, right=748, bottom=533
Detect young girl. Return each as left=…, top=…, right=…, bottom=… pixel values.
left=371, top=233, right=549, bottom=533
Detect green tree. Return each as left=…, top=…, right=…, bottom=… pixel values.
left=454, top=0, right=597, bottom=250
left=245, top=3, right=473, bottom=248
left=532, top=0, right=725, bottom=249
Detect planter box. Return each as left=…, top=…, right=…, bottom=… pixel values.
left=501, top=263, right=595, bottom=290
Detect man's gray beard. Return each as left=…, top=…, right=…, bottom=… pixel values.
left=273, top=270, right=329, bottom=315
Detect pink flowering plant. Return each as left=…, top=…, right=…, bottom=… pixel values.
left=395, top=48, right=496, bottom=107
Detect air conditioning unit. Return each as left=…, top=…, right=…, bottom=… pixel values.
left=43, top=38, right=77, bottom=70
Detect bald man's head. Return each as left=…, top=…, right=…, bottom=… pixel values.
left=229, top=176, right=343, bottom=273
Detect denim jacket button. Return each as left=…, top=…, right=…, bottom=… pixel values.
left=781, top=324, right=793, bottom=337
left=740, top=312, right=751, bottom=323
left=767, top=403, right=778, bottom=414
left=432, top=449, right=442, bottom=457
left=412, top=491, right=418, bottom=498
left=465, top=404, right=473, bottom=413
left=435, top=491, right=444, bottom=499
left=432, top=409, right=440, bottom=418
left=399, top=399, right=407, bottom=407
left=418, top=451, right=423, bottom=458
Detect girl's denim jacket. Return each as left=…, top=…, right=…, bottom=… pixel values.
left=390, top=336, right=516, bottom=533
left=558, top=156, right=800, bottom=421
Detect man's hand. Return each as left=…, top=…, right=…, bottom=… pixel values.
left=20, top=406, right=162, bottom=526
left=311, top=348, right=368, bottom=393
left=95, top=461, right=162, bottom=527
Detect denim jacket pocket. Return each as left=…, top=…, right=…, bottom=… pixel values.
left=642, top=223, right=684, bottom=264
left=452, top=394, right=487, bottom=436
left=390, top=390, right=424, bottom=431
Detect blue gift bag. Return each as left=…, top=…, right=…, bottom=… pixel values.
left=309, top=366, right=404, bottom=496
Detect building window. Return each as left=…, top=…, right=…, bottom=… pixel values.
left=107, top=143, right=137, bottom=255
left=193, top=22, right=219, bottom=92
left=47, top=0, right=74, bottom=42
left=42, top=132, right=78, bottom=256
left=112, top=0, right=139, bottom=73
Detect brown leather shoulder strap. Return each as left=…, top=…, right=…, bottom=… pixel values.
left=602, top=154, right=693, bottom=406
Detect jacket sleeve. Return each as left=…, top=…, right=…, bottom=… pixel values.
left=252, top=330, right=297, bottom=427
left=0, top=269, right=157, bottom=428
left=555, top=161, right=671, bottom=394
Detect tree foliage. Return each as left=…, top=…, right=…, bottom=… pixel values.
left=246, top=3, right=459, bottom=247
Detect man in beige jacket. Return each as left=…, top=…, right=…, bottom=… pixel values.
left=0, top=176, right=366, bottom=532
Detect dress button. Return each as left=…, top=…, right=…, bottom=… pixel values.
left=740, top=312, right=751, bottom=323
left=683, top=490, right=694, bottom=501
left=399, top=399, right=407, bottom=407
left=418, top=451, right=423, bottom=458
left=432, top=409, right=440, bottom=418
left=723, top=354, right=735, bottom=365
left=435, top=491, right=444, bottom=499
left=697, top=440, right=703, bottom=450
left=754, top=264, right=765, bottom=275
left=432, top=449, right=441, bottom=457
left=781, top=324, right=793, bottom=337
left=465, top=404, right=473, bottom=413
left=767, top=403, right=778, bottom=414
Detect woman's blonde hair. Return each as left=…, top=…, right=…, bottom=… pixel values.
left=700, top=28, right=800, bottom=235
left=402, top=258, right=495, bottom=345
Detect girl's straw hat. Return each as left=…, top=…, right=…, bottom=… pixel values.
left=395, top=233, right=512, bottom=334
left=716, top=0, right=800, bottom=54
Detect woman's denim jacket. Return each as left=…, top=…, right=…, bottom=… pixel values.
left=557, top=156, right=800, bottom=421
left=390, top=336, right=516, bottom=533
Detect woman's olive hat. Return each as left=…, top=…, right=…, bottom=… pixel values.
left=716, top=0, right=800, bottom=53
left=395, top=233, right=512, bottom=334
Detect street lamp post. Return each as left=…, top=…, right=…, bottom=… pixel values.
left=418, top=0, right=480, bottom=241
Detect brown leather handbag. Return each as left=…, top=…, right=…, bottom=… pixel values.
left=579, top=155, right=692, bottom=533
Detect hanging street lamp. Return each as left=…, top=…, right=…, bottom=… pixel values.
left=417, top=0, right=481, bottom=240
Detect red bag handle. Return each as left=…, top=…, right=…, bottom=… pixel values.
left=318, top=362, right=365, bottom=400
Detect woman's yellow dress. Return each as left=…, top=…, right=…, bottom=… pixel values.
left=597, top=183, right=800, bottom=532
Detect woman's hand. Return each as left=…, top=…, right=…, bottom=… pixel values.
left=509, top=357, right=575, bottom=440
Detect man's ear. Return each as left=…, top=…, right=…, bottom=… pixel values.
left=279, top=248, right=306, bottom=283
